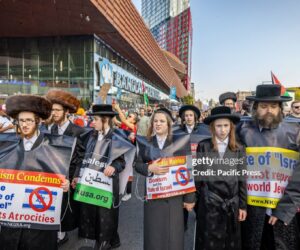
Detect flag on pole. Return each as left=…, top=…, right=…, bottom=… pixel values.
left=271, top=71, right=290, bottom=97
left=142, top=81, right=149, bottom=106
left=144, top=93, right=149, bottom=106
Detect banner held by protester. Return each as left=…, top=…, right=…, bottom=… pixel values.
left=246, top=147, right=299, bottom=208
left=0, top=133, right=74, bottom=230
left=146, top=155, right=195, bottom=200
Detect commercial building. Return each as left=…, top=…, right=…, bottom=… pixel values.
left=0, top=0, right=188, bottom=107
left=142, top=0, right=192, bottom=91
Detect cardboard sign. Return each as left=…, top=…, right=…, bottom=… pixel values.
left=246, top=147, right=299, bottom=208
left=74, top=168, right=113, bottom=209
left=0, top=169, right=64, bottom=230
left=74, top=153, right=113, bottom=209
left=98, top=83, right=111, bottom=103
left=146, top=155, right=195, bottom=200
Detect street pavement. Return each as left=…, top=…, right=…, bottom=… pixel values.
left=60, top=174, right=196, bottom=250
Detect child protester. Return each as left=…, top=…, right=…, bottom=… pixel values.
left=72, top=104, right=129, bottom=250
left=194, top=106, right=247, bottom=250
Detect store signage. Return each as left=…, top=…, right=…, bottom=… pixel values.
left=96, top=59, right=160, bottom=100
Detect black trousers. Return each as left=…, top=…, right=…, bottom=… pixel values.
left=0, top=227, right=57, bottom=250
left=241, top=205, right=299, bottom=250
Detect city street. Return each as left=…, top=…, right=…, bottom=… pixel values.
left=60, top=174, right=196, bottom=250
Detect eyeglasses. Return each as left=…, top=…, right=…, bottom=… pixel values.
left=51, top=108, right=64, bottom=112
left=293, top=106, right=300, bottom=110
left=18, top=119, right=35, bottom=125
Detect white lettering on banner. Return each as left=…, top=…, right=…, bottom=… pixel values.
left=146, top=156, right=196, bottom=200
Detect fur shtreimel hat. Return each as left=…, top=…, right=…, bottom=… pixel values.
left=46, top=89, right=80, bottom=113
left=219, top=92, right=237, bottom=105
left=5, top=95, right=52, bottom=120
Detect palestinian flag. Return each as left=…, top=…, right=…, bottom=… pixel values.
left=271, top=71, right=290, bottom=97
left=142, top=81, right=149, bottom=106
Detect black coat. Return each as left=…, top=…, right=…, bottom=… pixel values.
left=51, top=122, right=86, bottom=231
left=0, top=132, right=73, bottom=250
left=273, top=152, right=300, bottom=225
left=135, top=135, right=195, bottom=250
left=77, top=129, right=125, bottom=243
left=194, top=139, right=247, bottom=250
left=237, top=119, right=300, bottom=250
left=173, top=123, right=211, bottom=136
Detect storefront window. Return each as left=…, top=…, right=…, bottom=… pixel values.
left=0, top=36, right=95, bottom=101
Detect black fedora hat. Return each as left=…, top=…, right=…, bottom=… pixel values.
left=204, top=106, right=240, bottom=125
left=179, top=105, right=201, bottom=119
left=219, top=92, right=237, bottom=104
left=87, top=104, right=118, bottom=117
left=246, top=84, right=292, bottom=102
left=155, top=108, right=173, bottom=120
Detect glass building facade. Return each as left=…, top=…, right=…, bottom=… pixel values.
left=142, top=0, right=192, bottom=91
left=0, top=35, right=165, bottom=107
left=0, top=36, right=94, bottom=105
left=142, top=0, right=189, bottom=29
left=142, top=0, right=170, bottom=29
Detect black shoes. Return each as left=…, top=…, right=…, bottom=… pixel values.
left=110, top=234, right=121, bottom=249
left=95, top=235, right=121, bottom=250
left=57, top=232, right=69, bottom=247
left=95, top=241, right=112, bottom=250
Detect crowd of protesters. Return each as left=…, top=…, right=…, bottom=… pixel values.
left=0, top=84, right=300, bottom=250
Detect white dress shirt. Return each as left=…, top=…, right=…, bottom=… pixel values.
left=58, top=120, right=70, bottom=135
left=23, top=132, right=39, bottom=151
left=97, top=128, right=110, bottom=141
left=156, top=135, right=167, bottom=150
left=186, top=125, right=194, bottom=134
left=216, top=137, right=229, bottom=157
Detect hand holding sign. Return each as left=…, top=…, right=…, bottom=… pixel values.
left=148, top=158, right=169, bottom=175
left=104, top=166, right=115, bottom=177
left=71, top=178, right=79, bottom=189
left=61, top=179, right=70, bottom=192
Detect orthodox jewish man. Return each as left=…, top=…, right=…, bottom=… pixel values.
left=237, top=84, right=300, bottom=250
left=46, top=89, right=86, bottom=245
left=219, top=92, right=237, bottom=112
left=72, top=104, right=135, bottom=250
left=177, top=105, right=210, bottom=228
left=0, top=95, right=72, bottom=250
